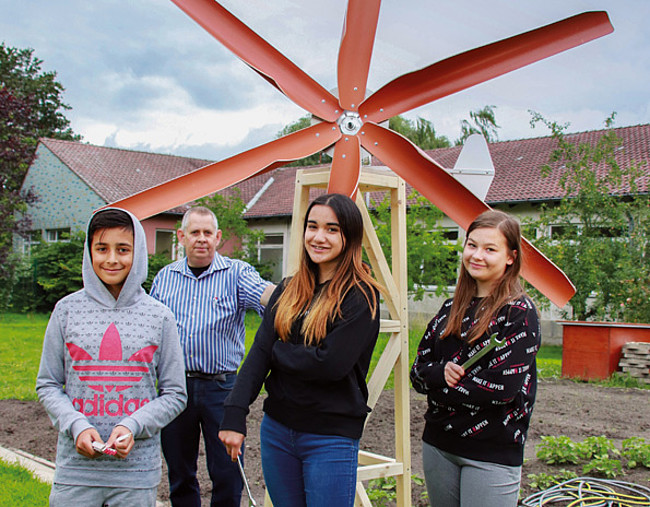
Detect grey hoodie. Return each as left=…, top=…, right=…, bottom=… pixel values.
left=36, top=208, right=187, bottom=488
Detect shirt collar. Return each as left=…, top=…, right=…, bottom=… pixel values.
left=172, top=252, right=230, bottom=277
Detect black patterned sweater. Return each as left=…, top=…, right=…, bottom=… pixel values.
left=410, top=296, right=540, bottom=466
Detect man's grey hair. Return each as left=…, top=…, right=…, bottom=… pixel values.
left=181, top=206, right=219, bottom=231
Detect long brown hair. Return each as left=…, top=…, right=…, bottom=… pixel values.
left=442, top=210, right=525, bottom=343
left=274, top=193, right=384, bottom=345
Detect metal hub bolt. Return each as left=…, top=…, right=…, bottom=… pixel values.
left=337, top=111, right=362, bottom=135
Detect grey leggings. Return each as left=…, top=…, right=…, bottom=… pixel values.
left=50, top=483, right=158, bottom=507
left=422, top=441, right=521, bottom=507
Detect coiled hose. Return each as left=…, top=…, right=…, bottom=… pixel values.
left=520, top=476, right=650, bottom=506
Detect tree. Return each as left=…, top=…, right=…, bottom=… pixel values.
left=525, top=113, right=650, bottom=322
left=276, top=115, right=332, bottom=166
left=0, top=43, right=78, bottom=140
left=277, top=114, right=451, bottom=167
left=1, top=43, right=80, bottom=285
left=389, top=115, right=451, bottom=149
left=456, top=105, right=500, bottom=145
left=370, top=190, right=461, bottom=300
left=0, top=88, right=39, bottom=277
left=30, top=231, right=85, bottom=311
left=197, top=189, right=274, bottom=280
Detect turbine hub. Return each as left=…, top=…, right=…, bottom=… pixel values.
left=337, top=111, right=362, bottom=135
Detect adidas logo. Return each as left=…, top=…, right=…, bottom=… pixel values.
left=66, top=323, right=158, bottom=417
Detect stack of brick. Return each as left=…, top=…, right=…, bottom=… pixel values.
left=618, top=342, right=650, bottom=384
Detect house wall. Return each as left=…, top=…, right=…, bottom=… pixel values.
left=19, top=146, right=182, bottom=257
left=21, top=144, right=105, bottom=232
left=141, top=215, right=181, bottom=256
left=249, top=217, right=293, bottom=283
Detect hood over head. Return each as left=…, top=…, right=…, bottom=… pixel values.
left=82, top=207, right=148, bottom=308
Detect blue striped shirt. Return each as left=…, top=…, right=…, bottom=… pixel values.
left=150, top=253, right=271, bottom=373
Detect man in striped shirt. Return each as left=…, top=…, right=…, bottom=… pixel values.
left=150, top=206, right=274, bottom=507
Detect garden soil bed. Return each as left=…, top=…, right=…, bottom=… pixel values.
left=1, top=378, right=649, bottom=505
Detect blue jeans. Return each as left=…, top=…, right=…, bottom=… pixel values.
left=162, top=374, right=242, bottom=507
left=422, top=441, right=522, bottom=507
left=260, top=415, right=359, bottom=507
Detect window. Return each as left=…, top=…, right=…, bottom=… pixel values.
left=549, top=223, right=626, bottom=244
left=550, top=224, right=578, bottom=239
left=257, top=233, right=284, bottom=282
left=45, top=228, right=70, bottom=243
left=442, top=228, right=459, bottom=241
left=593, top=226, right=624, bottom=238
left=155, top=230, right=176, bottom=259
left=22, top=230, right=42, bottom=255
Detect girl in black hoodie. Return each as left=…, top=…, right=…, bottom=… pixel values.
left=220, top=193, right=384, bottom=507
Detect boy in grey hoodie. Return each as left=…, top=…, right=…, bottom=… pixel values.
left=36, top=208, right=187, bottom=506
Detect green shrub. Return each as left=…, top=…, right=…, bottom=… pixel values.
left=582, top=456, right=623, bottom=478
left=527, top=469, right=578, bottom=490
left=4, top=233, right=175, bottom=313
left=2, top=255, right=38, bottom=313
left=144, top=253, right=174, bottom=293
left=29, top=231, right=85, bottom=311
left=621, top=437, right=650, bottom=469
left=579, top=435, right=619, bottom=460
left=366, top=475, right=428, bottom=506
left=536, top=435, right=586, bottom=465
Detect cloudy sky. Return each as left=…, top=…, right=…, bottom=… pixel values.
left=2, top=0, right=649, bottom=161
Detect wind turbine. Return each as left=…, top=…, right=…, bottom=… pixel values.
left=111, top=0, right=613, bottom=307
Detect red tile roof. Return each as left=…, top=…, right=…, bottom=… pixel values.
left=40, top=123, right=650, bottom=219
left=40, top=138, right=213, bottom=209
left=246, top=123, right=650, bottom=216
left=482, top=124, right=650, bottom=203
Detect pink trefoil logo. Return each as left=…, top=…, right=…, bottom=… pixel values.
left=66, top=322, right=158, bottom=393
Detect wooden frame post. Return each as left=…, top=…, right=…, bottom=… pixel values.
left=269, top=166, right=411, bottom=506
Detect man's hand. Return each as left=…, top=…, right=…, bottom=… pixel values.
left=105, top=425, right=134, bottom=459
left=219, top=430, right=245, bottom=462
left=75, top=428, right=102, bottom=458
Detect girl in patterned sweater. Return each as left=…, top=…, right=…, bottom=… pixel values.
left=411, top=210, right=540, bottom=507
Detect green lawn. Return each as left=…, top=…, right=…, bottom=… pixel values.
left=0, top=460, right=50, bottom=506
left=0, top=311, right=570, bottom=402
left=537, top=344, right=562, bottom=378
left=0, top=313, right=50, bottom=401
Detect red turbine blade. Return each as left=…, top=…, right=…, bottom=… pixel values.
left=327, top=135, right=361, bottom=197
left=360, top=11, right=613, bottom=123
left=109, top=123, right=341, bottom=220
left=361, top=123, right=575, bottom=307
left=171, top=0, right=340, bottom=121
left=337, top=0, right=381, bottom=111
